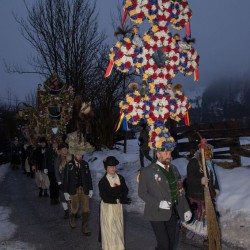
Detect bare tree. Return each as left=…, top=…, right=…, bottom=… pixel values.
left=11, top=0, right=105, bottom=95
left=87, top=45, right=135, bottom=148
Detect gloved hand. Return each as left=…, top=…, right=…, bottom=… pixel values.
left=201, top=176, right=209, bottom=186
left=43, top=169, right=48, bottom=175
left=120, top=197, right=132, bottom=205
left=184, top=210, right=192, bottom=222
left=159, top=200, right=171, bottom=210
left=88, top=190, right=93, bottom=198
left=64, top=193, right=70, bottom=201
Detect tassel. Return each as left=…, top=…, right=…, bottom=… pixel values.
left=184, top=112, right=190, bottom=126
left=185, top=22, right=191, bottom=38
left=104, top=60, right=114, bottom=78
left=194, top=67, right=199, bottom=81
left=122, top=9, right=128, bottom=26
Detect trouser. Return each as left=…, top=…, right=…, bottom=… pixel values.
left=48, top=171, right=59, bottom=199
left=139, top=149, right=153, bottom=168
left=150, top=210, right=178, bottom=250
left=70, top=186, right=90, bottom=214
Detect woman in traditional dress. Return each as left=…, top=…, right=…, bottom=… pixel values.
left=98, top=156, right=131, bottom=250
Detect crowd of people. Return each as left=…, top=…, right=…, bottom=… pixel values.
left=9, top=134, right=220, bottom=250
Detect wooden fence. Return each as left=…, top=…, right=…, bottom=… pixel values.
left=173, top=121, right=250, bottom=166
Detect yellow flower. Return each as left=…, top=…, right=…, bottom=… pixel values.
left=169, top=137, right=175, bottom=142
left=129, top=9, right=136, bottom=16
left=147, top=118, right=154, bottom=126
left=124, top=37, right=131, bottom=43
left=155, top=127, right=161, bottom=135
left=152, top=25, right=159, bottom=33
left=126, top=113, right=131, bottom=120
left=134, top=90, right=140, bottom=96
left=148, top=142, right=153, bottom=148
left=143, top=95, right=149, bottom=101
left=143, top=34, right=151, bottom=42
left=109, top=53, right=115, bottom=61
left=126, top=96, right=134, bottom=103
left=115, top=41, right=122, bottom=48
left=155, top=140, right=162, bottom=148
left=115, top=60, right=122, bottom=67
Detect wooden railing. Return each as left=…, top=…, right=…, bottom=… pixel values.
left=173, top=121, right=250, bottom=166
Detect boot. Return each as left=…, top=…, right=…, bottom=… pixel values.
left=43, top=189, right=49, bottom=197
left=82, top=212, right=91, bottom=236
left=69, top=213, right=76, bottom=228
left=39, top=188, right=43, bottom=197
left=63, top=209, right=69, bottom=219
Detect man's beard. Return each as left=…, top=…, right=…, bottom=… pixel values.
left=160, top=159, right=171, bottom=165
left=74, top=157, right=81, bottom=163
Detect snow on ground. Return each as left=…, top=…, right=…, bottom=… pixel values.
left=0, top=164, right=35, bottom=250
left=85, top=138, right=250, bottom=249
left=1, top=137, right=250, bottom=249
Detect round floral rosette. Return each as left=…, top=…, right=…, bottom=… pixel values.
left=158, top=0, right=192, bottom=30
left=142, top=26, right=180, bottom=80
left=110, top=37, right=145, bottom=74
left=123, top=0, right=159, bottom=24
left=179, top=48, right=199, bottom=75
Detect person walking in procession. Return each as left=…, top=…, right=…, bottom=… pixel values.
left=47, top=141, right=60, bottom=205
left=54, top=142, right=72, bottom=219
left=32, top=137, right=50, bottom=197
left=138, top=148, right=191, bottom=250
left=63, top=148, right=93, bottom=236
left=10, top=137, right=21, bottom=170
left=138, top=122, right=153, bottom=169
left=182, top=142, right=220, bottom=241
left=98, top=156, right=131, bottom=250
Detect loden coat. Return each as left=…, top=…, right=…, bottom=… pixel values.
left=138, top=162, right=190, bottom=222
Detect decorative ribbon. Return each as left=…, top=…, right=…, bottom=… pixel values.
left=185, top=22, right=191, bottom=38
left=184, top=112, right=190, bottom=126
left=122, top=9, right=128, bottom=26
left=104, top=60, right=114, bottom=78
left=194, top=67, right=199, bottom=81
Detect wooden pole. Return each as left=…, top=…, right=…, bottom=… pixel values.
left=200, top=138, right=222, bottom=250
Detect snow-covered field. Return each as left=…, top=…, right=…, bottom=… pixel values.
left=1, top=137, right=250, bottom=249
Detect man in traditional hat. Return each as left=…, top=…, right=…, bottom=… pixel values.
left=138, top=148, right=191, bottom=250
left=63, top=146, right=93, bottom=236
left=131, top=25, right=143, bottom=47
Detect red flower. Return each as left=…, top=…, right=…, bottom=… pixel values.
left=134, top=96, right=141, bottom=103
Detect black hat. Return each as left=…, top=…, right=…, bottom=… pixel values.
left=103, top=156, right=119, bottom=169
left=39, top=137, right=47, bottom=144
left=58, top=142, right=69, bottom=150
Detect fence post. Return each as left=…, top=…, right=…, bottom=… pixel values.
left=230, top=137, right=241, bottom=167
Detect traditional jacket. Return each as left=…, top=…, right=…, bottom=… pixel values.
left=98, top=173, right=129, bottom=204
left=138, top=162, right=190, bottom=222
left=63, top=159, right=93, bottom=195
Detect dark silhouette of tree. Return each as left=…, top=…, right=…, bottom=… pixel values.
left=10, top=0, right=104, bottom=95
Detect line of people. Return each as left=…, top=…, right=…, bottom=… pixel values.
left=10, top=134, right=219, bottom=250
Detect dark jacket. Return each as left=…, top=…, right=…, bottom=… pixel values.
left=33, top=147, right=52, bottom=171
left=98, top=173, right=129, bottom=204
left=186, top=158, right=220, bottom=201
left=63, top=159, right=93, bottom=195
left=139, top=129, right=150, bottom=151
left=138, top=162, right=190, bottom=222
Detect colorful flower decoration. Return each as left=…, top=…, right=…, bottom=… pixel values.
left=107, top=0, right=198, bottom=151
left=119, top=81, right=191, bottom=150
left=123, top=0, right=192, bottom=29
left=142, top=27, right=179, bottom=80
left=179, top=48, right=199, bottom=75
left=109, top=37, right=145, bottom=74
left=154, top=173, right=162, bottom=182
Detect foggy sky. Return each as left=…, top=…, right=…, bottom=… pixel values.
left=1, top=0, right=250, bottom=104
